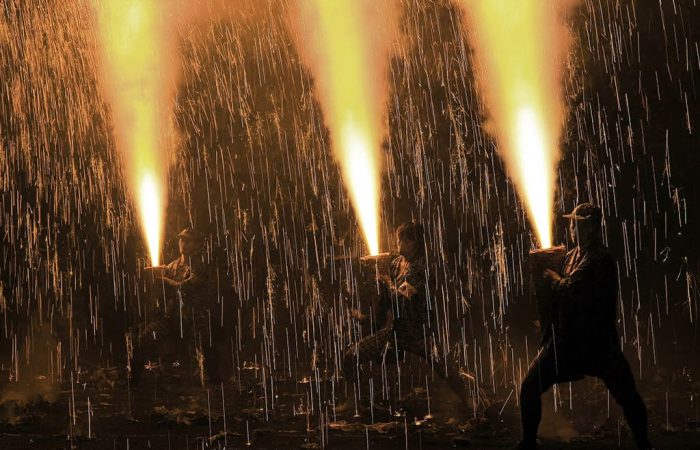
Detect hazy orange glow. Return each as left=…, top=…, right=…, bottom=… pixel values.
left=293, top=0, right=398, bottom=255
left=95, top=0, right=174, bottom=265
left=458, top=0, right=572, bottom=249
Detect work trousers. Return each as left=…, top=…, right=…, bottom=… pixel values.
left=519, top=341, right=651, bottom=449
left=131, top=305, right=220, bottom=384
left=341, top=319, right=468, bottom=403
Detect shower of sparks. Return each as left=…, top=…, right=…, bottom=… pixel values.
left=0, top=0, right=698, bottom=446
left=292, top=0, right=399, bottom=255
left=94, top=0, right=174, bottom=265
left=456, top=0, right=573, bottom=249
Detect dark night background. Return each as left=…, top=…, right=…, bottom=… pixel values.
left=0, top=0, right=698, bottom=448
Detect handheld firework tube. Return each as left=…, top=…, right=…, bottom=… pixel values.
left=143, top=264, right=168, bottom=301
left=358, top=253, right=394, bottom=329
left=528, top=245, right=566, bottom=340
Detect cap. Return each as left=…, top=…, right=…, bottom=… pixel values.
left=562, top=203, right=602, bottom=221
left=177, top=228, right=204, bottom=242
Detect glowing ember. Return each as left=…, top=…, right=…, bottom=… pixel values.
left=94, top=0, right=174, bottom=265
left=292, top=0, right=399, bottom=256
left=456, top=0, right=573, bottom=249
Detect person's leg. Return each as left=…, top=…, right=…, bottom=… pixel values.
left=598, top=351, right=651, bottom=449
left=186, top=310, right=214, bottom=385
left=208, top=308, right=231, bottom=385
left=430, top=346, right=472, bottom=405
left=202, top=344, right=221, bottom=384
left=193, top=309, right=222, bottom=384
left=128, top=329, right=145, bottom=384
left=130, top=317, right=169, bottom=385
left=341, top=328, right=393, bottom=383
left=393, top=321, right=473, bottom=404
left=518, top=345, right=559, bottom=448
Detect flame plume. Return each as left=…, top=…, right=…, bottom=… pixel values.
left=456, top=0, right=574, bottom=249
left=292, top=0, right=399, bottom=255
left=94, top=0, right=175, bottom=265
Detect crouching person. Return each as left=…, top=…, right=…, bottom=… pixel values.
left=341, top=221, right=472, bottom=406
left=133, top=228, right=221, bottom=386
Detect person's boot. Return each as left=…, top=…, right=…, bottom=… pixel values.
left=452, top=434, right=471, bottom=447
left=206, top=369, right=222, bottom=386
left=333, top=388, right=368, bottom=418
left=446, top=368, right=485, bottom=407
left=334, top=397, right=363, bottom=416
left=634, top=437, right=653, bottom=450
left=508, top=439, right=537, bottom=450
left=128, top=354, right=146, bottom=386
left=204, top=347, right=222, bottom=385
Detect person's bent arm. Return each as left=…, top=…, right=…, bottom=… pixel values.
left=546, top=254, right=608, bottom=304
left=379, top=265, right=426, bottom=300
left=179, top=271, right=202, bottom=290
left=156, top=270, right=202, bottom=289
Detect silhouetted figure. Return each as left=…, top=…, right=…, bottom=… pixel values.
left=514, top=203, right=651, bottom=450
left=341, top=222, right=472, bottom=405
left=132, top=228, right=220, bottom=385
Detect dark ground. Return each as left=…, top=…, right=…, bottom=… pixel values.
left=1, top=349, right=698, bottom=450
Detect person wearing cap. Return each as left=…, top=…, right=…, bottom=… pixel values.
left=132, top=227, right=220, bottom=385
left=341, top=221, right=474, bottom=408
left=152, top=228, right=206, bottom=290
left=514, top=203, right=651, bottom=450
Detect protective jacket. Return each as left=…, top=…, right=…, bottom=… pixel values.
left=549, top=242, right=619, bottom=354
